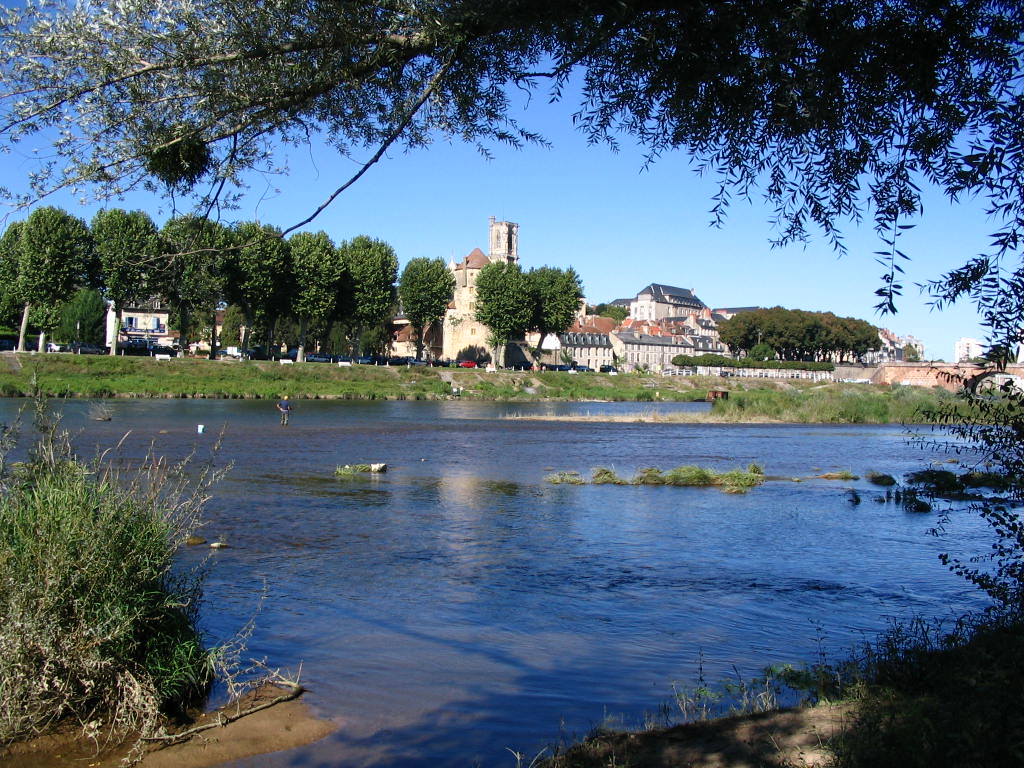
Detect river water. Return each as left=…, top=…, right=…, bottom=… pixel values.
left=0, top=398, right=994, bottom=766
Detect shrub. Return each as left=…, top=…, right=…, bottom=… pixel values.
left=0, top=401, right=217, bottom=748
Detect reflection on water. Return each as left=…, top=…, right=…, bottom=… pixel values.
left=0, top=398, right=994, bottom=767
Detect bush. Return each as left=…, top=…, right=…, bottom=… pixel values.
left=0, top=401, right=217, bottom=748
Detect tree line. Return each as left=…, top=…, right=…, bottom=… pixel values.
left=0, top=206, right=584, bottom=363
left=717, top=307, right=882, bottom=363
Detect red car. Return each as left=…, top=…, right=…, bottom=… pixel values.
left=457, top=360, right=477, bottom=368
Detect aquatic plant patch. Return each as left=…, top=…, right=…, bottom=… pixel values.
left=546, top=464, right=766, bottom=494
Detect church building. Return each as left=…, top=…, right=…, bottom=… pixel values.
left=441, top=217, right=520, bottom=362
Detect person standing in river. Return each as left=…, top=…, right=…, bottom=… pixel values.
left=277, top=395, right=291, bottom=425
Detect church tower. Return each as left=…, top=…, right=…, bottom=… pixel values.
left=488, top=216, right=518, bottom=264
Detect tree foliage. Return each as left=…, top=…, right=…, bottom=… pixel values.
left=91, top=208, right=159, bottom=354
left=3, top=1, right=1024, bottom=341
left=398, top=257, right=455, bottom=360
left=341, top=235, right=397, bottom=335
left=288, top=230, right=345, bottom=360
left=223, top=221, right=292, bottom=349
left=718, top=307, right=880, bottom=362
left=16, top=206, right=95, bottom=351
left=58, top=288, right=107, bottom=344
left=156, top=216, right=232, bottom=352
left=474, top=261, right=532, bottom=363
left=526, top=266, right=583, bottom=354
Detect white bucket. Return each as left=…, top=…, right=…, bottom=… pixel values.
left=197, top=424, right=205, bottom=434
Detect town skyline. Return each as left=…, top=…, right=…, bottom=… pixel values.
left=1, top=93, right=990, bottom=360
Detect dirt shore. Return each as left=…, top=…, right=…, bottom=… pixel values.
left=1, top=694, right=851, bottom=768
left=0, top=684, right=337, bottom=768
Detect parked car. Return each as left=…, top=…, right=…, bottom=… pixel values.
left=119, top=340, right=153, bottom=356
left=574, top=365, right=593, bottom=372
left=46, top=342, right=65, bottom=352
left=506, top=361, right=532, bottom=370
left=305, top=352, right=333, bottom=363
left=457, top=359, right=477, bottom=368
left=150, top=345, right=178, bottom=357
left=599, top=365, right=618, bottom=373
left=69, top=342, right=106, bottom=355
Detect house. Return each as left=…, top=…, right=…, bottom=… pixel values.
left=105, top=298, right=174, bottom=348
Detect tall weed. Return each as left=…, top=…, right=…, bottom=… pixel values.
left=0, top=400, right=222, bottom=749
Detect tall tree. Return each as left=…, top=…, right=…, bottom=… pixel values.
left=398, top=257, right=454, bottom=360
left=219, top=304, right=244, bottom=348
left=288, top=231, right=344, bottom=362
left=224, top=221, right=293, bottom=351
left=16, top=207, right=95, bottom=352
left=474, top=261, right=532, bottom=367
left=0, top=222, right=25, bottom=329
left=526, top=266, right=583, bottom=362
left=91, top=208, right=159, bottom=355
left=58, top=288, right=107, bottom=345
left=157, top=216, right=231, bottom=356
left=340, top=235, right=397, bottom=353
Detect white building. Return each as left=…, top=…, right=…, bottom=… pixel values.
left=955, top=337, right=986, bottom=362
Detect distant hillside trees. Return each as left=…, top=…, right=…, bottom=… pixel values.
left=719, top=307, right=880, bottom=362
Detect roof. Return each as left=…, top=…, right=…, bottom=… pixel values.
left=461, top=248, right=490, bottom=269
left=560, top=331, right=613, bottom=348
left=635, top=284, right=706, bottom=310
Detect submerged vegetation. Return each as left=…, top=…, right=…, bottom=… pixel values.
left=547, top=464, right=766, bottom=494
left=0, top=399, right=221, bottom=753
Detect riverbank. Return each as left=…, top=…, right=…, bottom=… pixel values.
left=0, top=353, right=957, bottom=423
left=0, top=684, right=336, bottom=768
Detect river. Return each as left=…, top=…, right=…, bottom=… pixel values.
left=0, top=398, right=994, bottom=766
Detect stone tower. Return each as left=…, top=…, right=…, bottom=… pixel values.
left=488, top=216, right=518, bottom=264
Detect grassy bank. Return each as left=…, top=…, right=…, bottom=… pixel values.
left=0, top=401, right=215, bottom=755
left=0, top=354, right=958, bottom=422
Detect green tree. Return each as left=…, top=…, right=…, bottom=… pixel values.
left=91, top=208, right=160, bottom=355
left=0, top=222, right=25, bottom=329
left=219, top=304, right=244, bottom=348
left=398, top=257, right=455, bottom=360
left=224, top=222, right=293, bottom=351
left=341, top=235, right=397, bottom=353
left=903, top=344, right=921, bottom=363
left=58, top=288, right=107, bottom=345
left=720, top=307, right=880, bottom=362
left=474, top=261, right=532, bottom=366
left=16, top=207, right=96, bottom=352
left=526, top=266, right=583, bottom=362
left=156, top=216, right=232, bottom=356
left=594, top=303, right=629, bottom=325
left=288, top=231, right=344, bottom=362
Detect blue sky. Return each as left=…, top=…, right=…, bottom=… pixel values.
left=1, top=87, right=992, bottom=361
